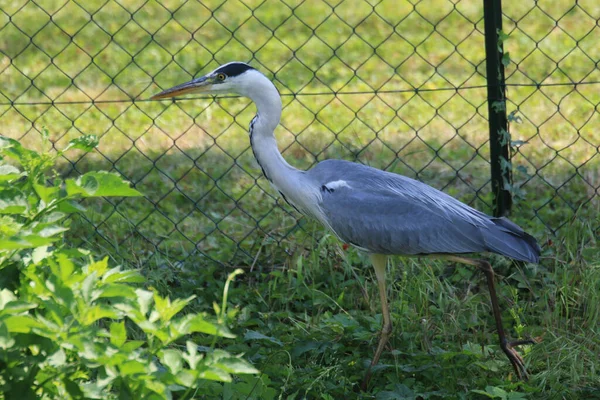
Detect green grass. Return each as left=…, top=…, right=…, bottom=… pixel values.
left=156, top=225, right=600, bottom=398
left=1, top=0, right=600, bottom=397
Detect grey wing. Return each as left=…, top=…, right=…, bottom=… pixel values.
left=318, top=182, right=486, bottom=255
left=309, top=160, right=540, bottom=262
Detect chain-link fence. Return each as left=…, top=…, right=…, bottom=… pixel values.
left=1, top=0, right=598, bottom=267
left=503, top=2, right=600, bottom=235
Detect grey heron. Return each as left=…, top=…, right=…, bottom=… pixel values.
left=151, top=62, right=541, bottom=389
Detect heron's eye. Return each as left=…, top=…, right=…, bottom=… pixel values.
left=217, top=73, right=226, bottom=81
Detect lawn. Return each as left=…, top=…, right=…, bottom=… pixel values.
left=1, top=0, right=599, bottom=398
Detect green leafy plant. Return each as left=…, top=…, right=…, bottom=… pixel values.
left=0, top=133, right=257, bottom=399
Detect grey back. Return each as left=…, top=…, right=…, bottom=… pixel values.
left=307, top=159, right=540, bottom=263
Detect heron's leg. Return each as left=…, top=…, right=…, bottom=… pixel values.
left=446, top=256, right=536, bottom=380
left=361, top=253, right=392, bottom=390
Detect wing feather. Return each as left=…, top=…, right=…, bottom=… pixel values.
left=308, top=159, right=540, bottom=262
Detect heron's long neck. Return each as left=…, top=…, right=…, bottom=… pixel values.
left=243, top=72, right=323, bottom=220
left=245, top=75, right=300, bottom=187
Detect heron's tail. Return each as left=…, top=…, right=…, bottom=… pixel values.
left=483, top=217, right=541, bottom=264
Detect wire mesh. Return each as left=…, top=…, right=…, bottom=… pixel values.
left=0, top=0, right=598, bottom=267
left=502, top=1, right=600, bottom=236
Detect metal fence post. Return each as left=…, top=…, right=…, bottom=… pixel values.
left=483, top=0, right=512, bottom=217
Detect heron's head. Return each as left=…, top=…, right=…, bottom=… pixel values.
left=150, top=62, right=257, bottom=100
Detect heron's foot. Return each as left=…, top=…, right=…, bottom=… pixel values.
left=360, top=323, right=393, bottom=391
left=500, top=337, right=540, bottom=380
left=360, top=370, right=372, bottom=392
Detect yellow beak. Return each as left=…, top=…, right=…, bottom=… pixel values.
left=150, top=76, right=210, bottom=100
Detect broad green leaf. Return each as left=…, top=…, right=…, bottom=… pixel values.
left=0, top=320, right=15, bottom=349
left=81, top=305, right=120, bottom=325
left=66, top=174, right=98, bottom=196
left=197, top=367, right=231, bottom=382
left=175, top=369, right=199, bottom=387
left=188, top=315, right=235, bottom=338
left=63, top=378, right=85, bottom=399
left=97, top=284, right=137, bottom=299
left=56, top=200, right=86, bottom=213
left=47, top=348, right=67, bottom=367
left=64, top=135, right=99, bottom=152
left=471, top=386, right=511, bottom=399
left=103, top=268, right=145, bottom=284
left=55, top=252, right=75, bottom=281
left=66, top=172, right=141, bottom=198
left=0, top=164, right=23, bottom=182
left=135, top=320, right=169, bottom=342
left=154, top=293, right=195, bottom=322
left=0, top=137, right=46, bottom=176
left=501, top=52, right=511, bottom=67
left=32, top=245, right=53, bottom=264
left=33, top=183, right=60, bottom=203
left=481, top=386, right=511, bottom=400
left=136, top=289, right=154, bottom=316
left=120, top=359, right=148, bottom=376
left=0, top=215, right=21, bottom=236
left=376, top=384, right=417, bottom=400
left=81, top=272, right=97, bottom=303
left=183, top=341, right=202, bottom=370
left=487, top=386, right=508, bottom=398
left=171, top=314, right=205, bottom=339
left=81, top=381, right=107, bottom=399
left=0, top=188, right=28, bottom=214
left=33, top=314, right=61, bottom=336
left=35, top=225, right=69, bottom=238
left=0, top=300, right=37, bottom=316
left=87, top=257, right=109, bottom=277
left=79, top=339, right=103, bottom=360
left=121, top=340, right=145, bottom=352
left=0, top=136, right=33, bottom=162
left=0, top=135, right=15, bottom=149
left=59, top=248, right=91, bottom=258
left=497, top=30, right=510, bottom=43
left=4, top=315, right=44, bottom=333
left=0, top=234, right=58, bottom=249
left=471, top=390, right=497, bottom=398
left=162, top=349, right=183, bottom=374
left=28, top=343, right=40, bottom=356
left=148, top=309, right=160, bottom=323
left=109, top=321, right=126, bottom=347
left=0, top=164, right=19, bottom=175
left=507, top=393, right=528, bottom=400
left=38, top=211, right=67, bottom=224
left=0, top=288, right=16, bottom=307
left=96, top=347, right=127, bottom=366
left=144, top=380, right=168, bottom=396
left=114, top=302, right=143, bottom=323
left=244, top=330, right=283, bottom=346
left=329, top=314, right=359, bottom=329
left=215, top=357, right=259, bottom=375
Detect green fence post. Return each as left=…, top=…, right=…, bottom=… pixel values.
left=483, top=0, right=512, bottom=217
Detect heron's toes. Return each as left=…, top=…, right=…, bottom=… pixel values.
left=503, top=345, right=528, bottom=380
left=501, top=337, right=539, bottom=380
left=509, top=336, right=542, bottom=347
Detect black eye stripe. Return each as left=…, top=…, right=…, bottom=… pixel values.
left=214, top=62, right=254, bottom=78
